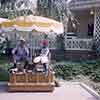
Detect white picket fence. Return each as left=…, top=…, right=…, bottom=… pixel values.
left=64, top=38, right=93, bottom=51
left=10, top=38, right=93, bottom=51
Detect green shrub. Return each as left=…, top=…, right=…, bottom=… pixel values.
left=0, top=68, right=9, bottom=81
left=53, top=62, right=82, bottom=80
left=53, top=60, right=100, bottom=82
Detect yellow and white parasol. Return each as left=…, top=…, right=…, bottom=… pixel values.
left=1, top=15, right=64, bottom=34
left=1, top=19, right=14, bottom=32
left=0, top=18, right=10, bottom=24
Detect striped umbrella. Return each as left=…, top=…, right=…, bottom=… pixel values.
left=1, top=15, right=64, bottom=34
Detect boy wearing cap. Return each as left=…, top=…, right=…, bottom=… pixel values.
left=12, top=37, right=29, bottom=69
left=40, top=39, right=49, bottom=57
left=40, top=39, right=49, bottom=76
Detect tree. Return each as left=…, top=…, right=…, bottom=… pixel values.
left=37, top=0, right=52, bottom=17
left=0, top=0, right=36, bottom=18
left=37, top=0, right=78, bottom=33
left=0, top=0, right=16, bottom=10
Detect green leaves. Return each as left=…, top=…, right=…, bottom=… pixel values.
left=0, top=69, right=9, bottom=81
left=0, top=9, right=32, bottom=18
left=53, top=60, right=100, bottom=82
left=53, top=62, right=82, bottom=80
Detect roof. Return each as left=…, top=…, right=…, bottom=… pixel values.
left=69, top=0, right=100, bottom=10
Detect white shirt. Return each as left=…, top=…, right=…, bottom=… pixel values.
left=40, top=47, right=49, bottom=57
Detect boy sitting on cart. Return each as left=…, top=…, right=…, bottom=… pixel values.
left=9, top=37, right=29, bottom=73
left=34, top=39, right=49, bottom=76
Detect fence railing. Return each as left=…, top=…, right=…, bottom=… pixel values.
left=64, top=38, right=93, bottom=51
left=9, top=36, right=93, bottom=51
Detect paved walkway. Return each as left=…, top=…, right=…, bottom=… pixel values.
left=0, top=82, right=99, bottom=100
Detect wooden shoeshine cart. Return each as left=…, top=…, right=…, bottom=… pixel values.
left=8, top=69, right=55, bottom=92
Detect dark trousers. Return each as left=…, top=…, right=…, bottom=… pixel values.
left=43, top=63, right=48, bottom=72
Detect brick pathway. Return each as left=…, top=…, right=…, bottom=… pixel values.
left=0, top=82, right=99, bottom=100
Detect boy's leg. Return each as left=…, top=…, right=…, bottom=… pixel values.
left=8, top=63, right=16, bottom=72
left=24, top=60, right=29, bottom=69
left=8, top=55, right=17, bottom=71
left=43, top=63, right=48, bottom=76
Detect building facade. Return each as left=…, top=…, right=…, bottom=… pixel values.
left=67, top=0, right=100, bottom=51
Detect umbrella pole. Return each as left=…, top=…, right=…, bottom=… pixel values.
left=29, top=32, right=33, bottom=64
left=15, top=31, right=18, bottom=46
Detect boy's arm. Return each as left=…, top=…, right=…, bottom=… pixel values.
left=12, top=48, right=17, bottom=55
left=45, top=48, right=49, bottom=56
left=25, top=47, right=29, bottom=56
left=12, top=48, right=17, bottom=63
left=40, top=48, right=49, bottom=56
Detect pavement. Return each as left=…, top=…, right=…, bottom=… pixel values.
left=0, top=82, right=99, bottom=100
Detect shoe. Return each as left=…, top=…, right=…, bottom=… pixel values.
left=55, top=80, right=60, bottom=87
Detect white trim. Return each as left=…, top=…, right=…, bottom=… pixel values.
left=2, top=27, right=15, bottom=32
left=14, top=25, right=33, bottom=32
left=80, top=83, right=100, bottom=100
left=65, top=48, right=93, bottom=51
left=69, top=0, right=100, bottom=10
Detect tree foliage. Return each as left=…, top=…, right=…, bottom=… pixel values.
left=0, top=0, right=34, bottom=18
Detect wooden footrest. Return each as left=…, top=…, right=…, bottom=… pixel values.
left=8, top=82, right=55, bottom=92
